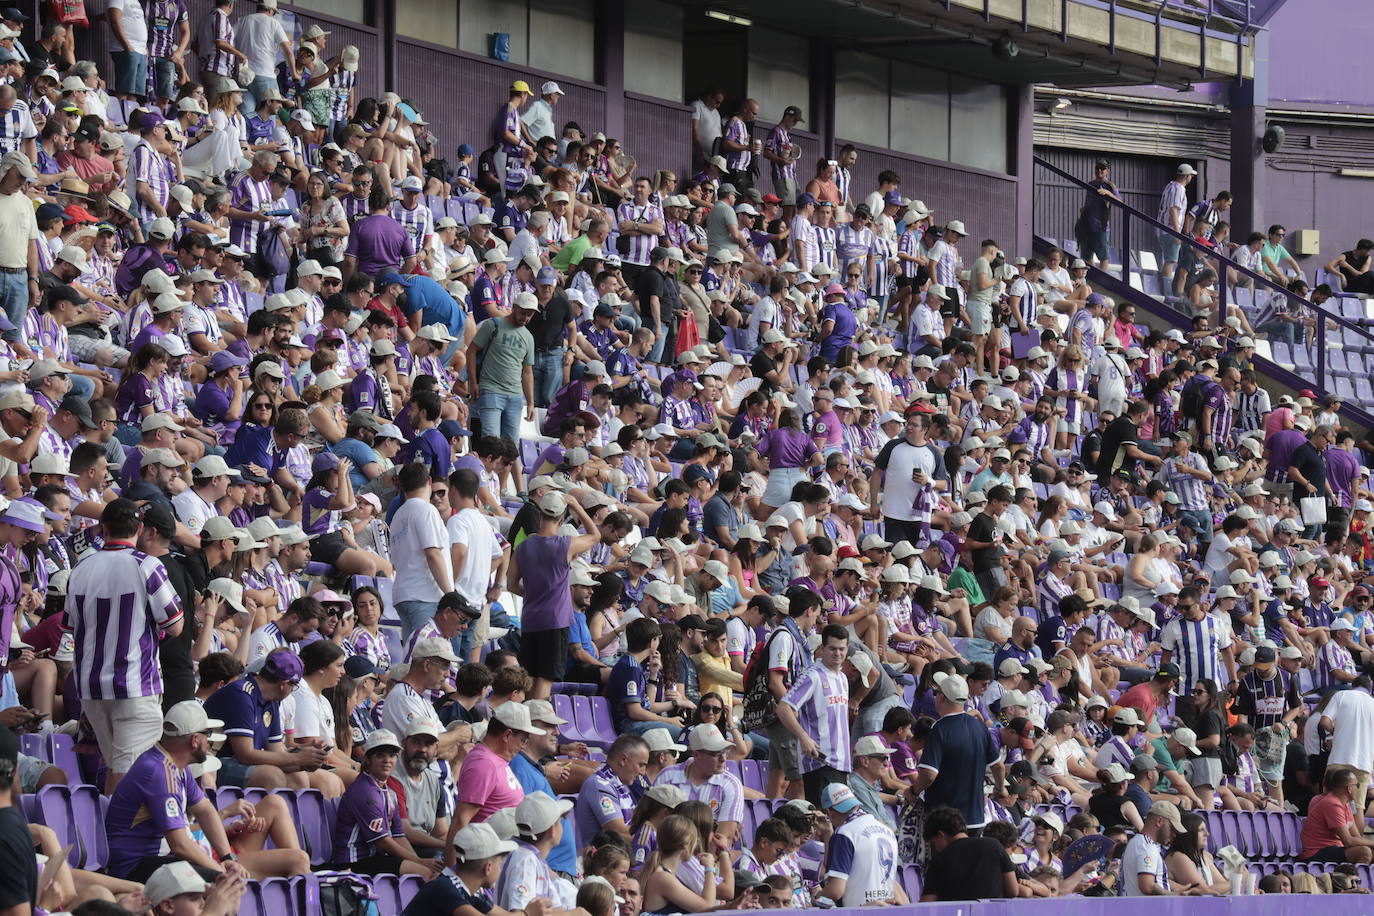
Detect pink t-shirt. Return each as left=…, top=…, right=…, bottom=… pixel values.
left=455, top=743, right=525, bottom=820
left=811, top=409, right=843, bottom=451
left=1264, top=407, right=1294, bottom=442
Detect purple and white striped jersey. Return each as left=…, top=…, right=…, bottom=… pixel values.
left=791, top=214, right=817, bottom=267
left=0, top=553, right=18, bottom=660
left=393, top=201, right=434, bottom=252
left=198, top=7, right=237, bottom=76
left=1160, top=452, right=1209, bottom=511
left=652, top=762, right=745, bottom=824
left=615, top=200, right=662, bottom=266
left=766, top=124, right=794, bottom=185
left=780, top=661, right=851, bottom=774
left=64, top=542, right=184, bottom=699
left=146, top=0, right=188, bottom=60
left=897, top=228, right=921, bottom=277
left=1315, top=639, right=1355, bottom=692
left=131, top=140, right=171, bottom=223
left=835, top=166, right=851, bottom=207
left=0, top=100, right=35, bottom=155
left=1159, top=613, right=1231, bottom=692
left=722, top=116, right=751, bottom=171
left=228, top=170, right=273, bottom=254
left=1094, top=613, right=1133, bottom=663
left=835, top=224, right=874, bottom=277
left=815, top=224, right=837, bottom=272
left=933, top=239, right=960, bottom=288
left=329, top=68, right=357, bottom=122
left=341, top=193, right=370, bottom=224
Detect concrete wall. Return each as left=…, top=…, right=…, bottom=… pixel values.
left=1266, top=0, right=1374, bottom=107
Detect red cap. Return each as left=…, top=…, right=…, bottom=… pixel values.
left=1299, top=389, right=1317, bottom=398
left=1355, top=585, right=1371, bottom=596
left=761, top=193, right=781, bottom=204
left=1312, top=577, right=1330, bottom=588
left=907, top=401, right=936, bottom=415
left=63, top=204, right=97, bottom=224
left=837, top=544, right=861, bottom=560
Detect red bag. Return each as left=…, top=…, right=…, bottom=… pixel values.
left=50, top=0, right=88, bottom=28
left=673, top=311, right=701, bottom=356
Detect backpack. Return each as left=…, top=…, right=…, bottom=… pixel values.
left=740, top=626, right=795, bottom=733
left=1179, top=377, right=1210, bottom=431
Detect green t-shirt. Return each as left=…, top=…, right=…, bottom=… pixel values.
left=947, top=566, right=984, bottom=606
left=1260, top=241, right=1292, bottom=277
left=969, top=256, right=997, bottom=306
left=551, top=234, right=592, bottom=272
left=471, top=316, right=535, bottom=395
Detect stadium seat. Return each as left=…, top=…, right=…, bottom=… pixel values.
left=898, top=864, right=922, bottom=901
left=35, top=783, right=109, bottom=869
left=244, top=877, right=297, bottom=916
left=371, top=874, right=406, bottom=916
left=18, top=733, right=44, bottom=760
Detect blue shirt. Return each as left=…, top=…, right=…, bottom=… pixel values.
left=702, top=492, right=738, bottom=547
left=405, top=427, right=453, bottom=481
left=606, top=654, right=649, bottom=732
left=920, top=711, right=1000, bottom=828
left=203, top=676, right=283, bottom=759
left=569, top=610, right=596, bottom=664
left=510, top=752, right=578, bottom=875
left=330, top=437, right=382, bottom=489
left=401, top=273, right=468, bottom=337
left=403, top=870, right=494, bottom=916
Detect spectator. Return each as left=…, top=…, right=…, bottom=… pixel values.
left=919, top=805, right=1015, bottom=901
left=1120, top=799, right=1186, bottom=895
left=331, top=729, right=442, bottom=877
left=817, top=783, right=903, bottom=906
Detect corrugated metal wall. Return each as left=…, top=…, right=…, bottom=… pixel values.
left=622, top=94, right=691, bottom=185
left=837, top=138, right=1019, bottom=253
left=395, top=37, right=606, bottom=163
left=1033, top=146, right=1184, bottom=251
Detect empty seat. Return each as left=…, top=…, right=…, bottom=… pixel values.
left=246, top=878, right=297, bottom=916
left=35, top=784, right=109, bottom=869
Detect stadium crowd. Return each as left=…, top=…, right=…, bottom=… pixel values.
left=0, top=3, right=1372, bottom=916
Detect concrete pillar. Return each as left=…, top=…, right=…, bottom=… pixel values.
left=811, top=39, right=836, bottom=157
left=1011, top=84, right=1035, bottom=255
left=1230, top=30, right=1268, bottom=236
left=596, top=0, right=626, bottom=141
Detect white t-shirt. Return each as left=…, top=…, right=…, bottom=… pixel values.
left=170, top=488, right=216, bottom=537
left=447, top=507, right=500, bottom=605
left=1325, top=687, right=1374, bottom=770
left=291, top=681, right=335, bottom=743
left=389, top=497, right=452, bottom=604
left=379, top=682, right=440, bottom=738
left=234, top=12, right=289, bottom=78
left=1120, top=833, right=1167, bottom=895
left=107, top=0, right=149, bottom=54
left=690, top=100, right=722, bottom=154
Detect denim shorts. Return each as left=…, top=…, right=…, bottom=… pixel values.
left=112, top=51, right=148, bottom=96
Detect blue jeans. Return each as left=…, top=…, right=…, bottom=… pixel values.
left=150, top=58, right=179, bottom=101
left=1256, top=319, right=1297, bottom=346
left=615, top=313, right=641, bottom=334
left=647, top=322, right=667, bottom=363
left=111, top=50, right=148, bottom=97
left=624, top=719, right=683, bottom=740
left=395, top=600, right=439, bottom=641
left=0, top=271, right=24, bottom=342
left=242, top=74, right=281, bottom=115
left=534, top=348, right=565, bottom=407
left=477, top=390, right=524, bottom=443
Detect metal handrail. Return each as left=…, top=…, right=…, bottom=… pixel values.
left=1033, top=156, right=1374, bottom=392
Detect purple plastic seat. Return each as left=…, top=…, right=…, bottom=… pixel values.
left=269, top=789, right=333, bottom=865
left=47, top=733, right=80, bottom=783
left=18, top=733, right=45, bottom=760
left=247, top=877, right=297, bottom=916
left=1203, top=809, right=1225, bottom=852
left=399, top=875, right=425, bottom=908
left=586, top=695, right=619, bottom=746
left=551, top=694, right=582, bottom=743
left=36, top=784, right=108, bottom=869
left=1275, top=811, right=1302, bottom=857
left=371, top=874, right=404, bottom=916
left=898, top=864, right=922, bottom=901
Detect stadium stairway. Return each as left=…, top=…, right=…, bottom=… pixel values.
left=1032, top=156, right=1374, bottom=432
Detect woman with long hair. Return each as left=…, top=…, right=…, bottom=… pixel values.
left=304, top=368, right=348, bottom=446
left=750, top=408, right=823, bottom=518
left=585, top=572, right=627, bottom=665
left=727, top=523, right=765, bottom=599
left=1123, top=534, right=1162, bottom=606
left=299, top=170, right=349, bottom=263
left=1088, top=765, right=1143, bottom=831
left=1183, top=677, right=1228, bottom=811
left=640, top=815, right=723, bottom=915
left=1165, top=812, right=1231, bottom=894
left=114, top=341, right=169, bottom=444
left=1044, top=344, right=1092, bottom=450
left=291, top=640, right=355, bottom=792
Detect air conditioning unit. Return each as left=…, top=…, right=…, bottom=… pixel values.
left=1290, top=229, right=1320, bottom=256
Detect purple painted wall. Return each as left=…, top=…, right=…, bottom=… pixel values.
left=1266, top=0, right=1374, bottom=106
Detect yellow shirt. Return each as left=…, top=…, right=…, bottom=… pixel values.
left=693, top=649, right=742, bottom=705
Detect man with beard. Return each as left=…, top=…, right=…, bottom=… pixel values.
left=104, top=701, right=310, bottom=882
left=395, top=718, right=449, bottom=859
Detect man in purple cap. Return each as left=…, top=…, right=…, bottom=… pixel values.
left=64, top=498, right=184, bottom=791
left=131, top=111, right=171, bottom=224
left=204, top=647, right=330, bottom=789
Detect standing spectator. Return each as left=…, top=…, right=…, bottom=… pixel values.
left=389, top=462, right=454, bottom=639
left=234, top=1, right=295, bottom=113
left=776, top=624, right=852, bottom=803
left=1318, top=678, right=1374, bottom=821
left=1288, top=425, right=1331, bottom=538
left=198, top=0, right=247, bottom=101
left=1157, top=164, right=1195, bottom=289
left=911, top=672, right=1002, bottom=832
left=616, top=178, right=664, bottom=284
left=522, top=81, right=563, bottom=150
left=764, top=106, right=803, bottom=212
left=1075, top=159, right=1121, bottom=272
left=466, top=291, right=538, bottom=444
left=720, top=99, right=759, bottom=191
left=345, top=188, right=418, bottom=280
left=0, top=152, right=39, bottom=347
left=919, top=805, right=1015, bottom=901
left=509, top=491, right=600, bottom=699
left=106, top=0, right=150, bottom=102
left=146, top=0, right=191, bottom=105
left=65, top=498, right=184, bottom=791
left=690, top=88, right=725, bottom=167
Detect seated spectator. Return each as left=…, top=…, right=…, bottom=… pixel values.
left=330, top=729, right=443, bottom=877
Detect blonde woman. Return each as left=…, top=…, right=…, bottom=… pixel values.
left=304, top=368, right=348, bottom=446
left=641, top=815, right=728, bottom=915
left=1043, top=344, right=1093, bottom=450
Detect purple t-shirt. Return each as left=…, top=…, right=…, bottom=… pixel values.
left=128, top=323, right=166, bottom=356
left=1266, top=428, right=1308, bottom=482
left=515, top=534, right=572, bottom=632
left=1327, top=447, right=1359, bottom=507
left=345, top=214, right=415, bottom=277
left=192, top=380, right=241, bottom=440
left=756, top=428, right=819, bottom=470
left=115, top=374, right=156, bottom=423
left=332, top=774, right=404, bottom=863
left=104, top=744, right=206, bottom=877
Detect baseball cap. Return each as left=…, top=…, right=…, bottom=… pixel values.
left=364, top=729, right=402, bottom=753
left=493, top=702, right=547, bottom=736
left=932, top=671, right=968, bottom=702
left=820, top=783, right=861, bottom=813
left=163, top=700, right=225, bottom=740
left=687, top=724, right=733, bottom=753
left=853, top=735, right=896, bottom=758
left=144, top=861, right=209, bottom=906
left=454, top=822, right=518, bottom=861
left=1151, top=798, right=1186, bottom=832
left=260, top=651, right=304, bottom=683
left=516, top=791, right=574, bottom=836
left=412, top=637, right=461, bottom=664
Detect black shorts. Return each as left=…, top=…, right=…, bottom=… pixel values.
left=1302, top=846, right=1351, bottom=864
left=332, top=852, right=404, bottom=876
left=519, top=627, right=570, bottom=681
left=894, top=276, right=919, bottom=291
left=939, top=286, right=961, bottom=318
left=566, top=659, right=605, bottom=685
left=309, top=530, right=348, bottom=566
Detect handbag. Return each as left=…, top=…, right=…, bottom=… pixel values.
left=674, top=311, right=701, bottom=357
left=301, top=873, right=379, bottom=916
left=49, top=0, right=87, bottom=27
left=1299, top=496, right=1327, bottom=527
